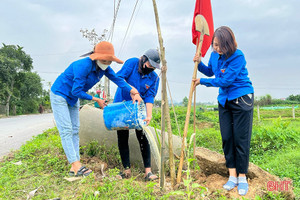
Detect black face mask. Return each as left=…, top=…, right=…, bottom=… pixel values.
left=141, top=65, right=154, bottom=75
left=139, top=56, right=154, bottom=75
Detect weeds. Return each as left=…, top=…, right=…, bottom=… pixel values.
left=165, top=133, right=207, bottom=200
left=81, top=140, right=121, bottom=167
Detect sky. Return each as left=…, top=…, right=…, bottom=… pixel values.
left=1, top=0, right=300, bottom=104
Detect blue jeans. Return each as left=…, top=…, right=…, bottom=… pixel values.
left=50, top=91, right=80, bottom=164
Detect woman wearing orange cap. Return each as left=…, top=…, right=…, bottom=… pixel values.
left=50, top=41, right=142, bottom=177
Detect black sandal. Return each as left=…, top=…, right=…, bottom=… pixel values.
left=144, top=172, right=158, bottom=181
left=116, top=171, right=131, bottom=179
left=75, top=166, right=92, bottom=177
left=69, top=171, right=75, bottom=177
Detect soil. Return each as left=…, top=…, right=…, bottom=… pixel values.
left=197, top=121, right=215, bottom=129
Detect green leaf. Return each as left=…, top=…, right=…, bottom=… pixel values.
left=191, top=183, right=201, bottom=188
left=183, top=178, right=192, bottom=186
left=188, top=158, right=196, bottom=163
left=169, top=191, right=185, bottom=196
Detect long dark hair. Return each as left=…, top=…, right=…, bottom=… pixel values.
left=211, top=26, right=238, bottom=59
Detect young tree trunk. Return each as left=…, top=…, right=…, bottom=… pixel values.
left=5, top=95, right=11, bottom=116
left=13, top=104, right=16, bottom=115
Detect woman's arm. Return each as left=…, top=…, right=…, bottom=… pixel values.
left=71, top=60, right=94, bottom=100
left=105, top=67, right=142, bottom=104
left=200, top=54, right=245, bottom=88
left=144, top=103, right=153, bottom=126
left=193, top=54, right=214, bottom=77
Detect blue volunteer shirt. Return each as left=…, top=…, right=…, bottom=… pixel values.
left=113, top=58, right=160, bottom=104
left=51, top=57, right=132, bottom=106
left=198, top=49, right=254, bottom=107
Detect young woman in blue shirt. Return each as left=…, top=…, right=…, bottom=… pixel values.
left=193, top=26, right=254, bottom=196
left=114, top=49, right=160, bottom=181
left=50, top=41, right=142, bottom=177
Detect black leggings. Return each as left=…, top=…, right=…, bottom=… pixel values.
left=117, top=129, right=151, bottom=169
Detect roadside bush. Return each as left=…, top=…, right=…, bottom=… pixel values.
left=251, top=117, right=300, bottom=156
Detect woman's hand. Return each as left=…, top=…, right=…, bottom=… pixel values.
left=132, top=93, right=143, bottom=104
left=130, top=88, right=142, bottom=104
left=144, top=116, right=152, bottom=126
left=93, top=97, right=107, bottom=108
left=193, top=54, right=201, bottom=63
left=192, top=78, right=200, bottom=91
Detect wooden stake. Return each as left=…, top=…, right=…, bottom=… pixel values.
left=193, top=38, right=199, bottom=169
left=165, top=95, right=176, bottom=186
left=152, top=0, right=175, bottom=189
left=176, top=33, right=204, bottom=184
left=193, top=90, right=196, bottom=168
left=292, top=105, right=295, bottom=119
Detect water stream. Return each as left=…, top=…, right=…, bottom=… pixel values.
left=142, top=126, right=161, bottom=173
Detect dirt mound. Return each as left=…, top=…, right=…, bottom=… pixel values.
left=194, top=147, right=295, bottom=199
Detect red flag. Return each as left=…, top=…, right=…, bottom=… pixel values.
left=192, top=0, right=214, bottom=57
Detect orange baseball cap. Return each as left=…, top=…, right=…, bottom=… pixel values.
left=89, top=41, right=123, bottom=64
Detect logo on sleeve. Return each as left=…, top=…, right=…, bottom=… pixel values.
left=145, top=84, right=150, bottom=89
left=221, top=68, right=226, bottom=73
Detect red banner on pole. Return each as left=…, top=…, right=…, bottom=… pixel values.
left=192, top=0, right=214, bottom=57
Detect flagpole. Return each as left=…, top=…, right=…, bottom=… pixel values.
left=176, top=13, right=211, bottom=183
left=176, top=0, right=213, bottom=184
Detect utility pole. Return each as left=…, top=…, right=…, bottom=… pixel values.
left=104, top=77, right=110, bottom=100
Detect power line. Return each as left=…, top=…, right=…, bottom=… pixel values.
left=118, top=0, right=141, bottom=57
left=107, top=0, right=122, bottom=42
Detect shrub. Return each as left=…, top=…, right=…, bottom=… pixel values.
left=251, top=117, right=300, bottom=156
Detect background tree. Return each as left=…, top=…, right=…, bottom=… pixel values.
left=15, top=72, right=43, bottom=114
left=154, top=99, right=161, bottom=107
left=254, top=94, right=272, bottom=106
left=0, top=44, right=34, bottom=116
left=182, top=96, right=188, bottom=107
left=287, top=94, right=300, bottom=102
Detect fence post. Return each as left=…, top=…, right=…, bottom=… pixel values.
left=257, top=105, right=260, bottom=121
left=292, top=105, right=295, bottom=119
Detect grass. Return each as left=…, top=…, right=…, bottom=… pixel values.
left=0, top=128, right=162, bottom=200
left=255, top=106, right=300, bottom=119
left=252, top=145, right=300, bottom=196
left=0, top=105, right=299, bottom=199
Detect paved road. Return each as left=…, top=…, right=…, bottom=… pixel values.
left=0, top=113, right=55, bottom=158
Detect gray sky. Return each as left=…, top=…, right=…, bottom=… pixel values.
left=1, top=0, right=300, bottom=103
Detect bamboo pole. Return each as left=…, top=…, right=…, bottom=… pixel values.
left=292, top=105, right=295, bottom=119
left=176, top=33, right=204, bottom=184
left=152, top=0, right=175, bottom=188
left=193, top=90, right=196, bottom=168
left=165, top=98, right=176, bottom=186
